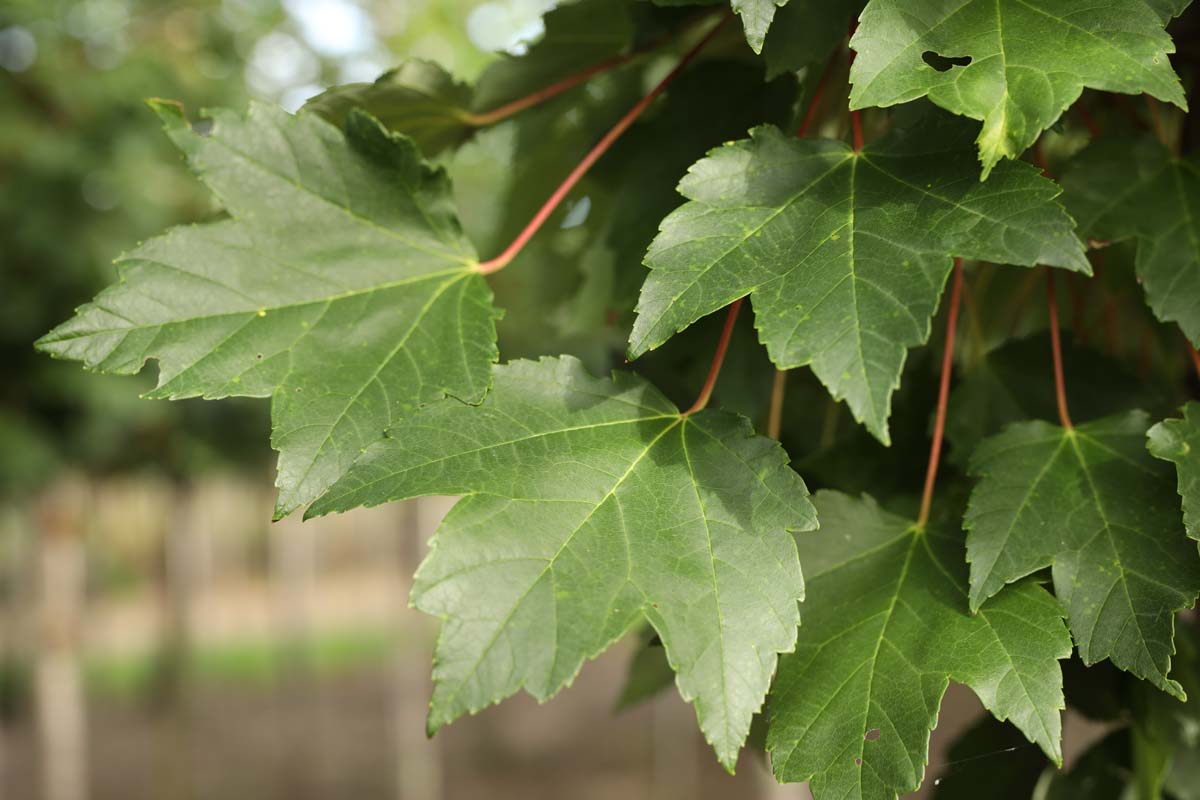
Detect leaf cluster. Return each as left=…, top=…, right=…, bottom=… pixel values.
left=37, top=0, right=1200, bottom=796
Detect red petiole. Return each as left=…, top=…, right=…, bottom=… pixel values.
left=916, top=259, right=965, bottom=530
left=476, top=15, right=729, bottom=275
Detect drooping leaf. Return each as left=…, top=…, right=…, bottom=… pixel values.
left=849, top=0, right=1189, bottom=177
left=1062, top=137, right=1200, bottom=347
left=965, top=412, right=1200, bottom=697
left=305, top=0, right=637, bottom=156
left=650, top=0, right=787, bottom=53
left=36, top=102, right=499, bottom=517
left=760, top=0, right=864, bottom=79
left=309, top=356, right=816, bottom=770
left=766, top=491, right=1071, bottom=800
left=303, top=61, right=475, bottom=157
left=731, top=0, right=788, bottom=52
left=629, top=111, right=1089, bottom=444
left=1149, top=402, right=1200, bottom=541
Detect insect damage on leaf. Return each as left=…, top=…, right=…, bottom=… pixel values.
left=850, top=0, right=1188, bottom=177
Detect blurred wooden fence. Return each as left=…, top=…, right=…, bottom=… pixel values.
left=0, top=473, right=811, bottom=800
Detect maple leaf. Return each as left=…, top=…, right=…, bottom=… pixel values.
left=36, top=102, right=499, bottom=517
left=767, top=491, right=1071, bottom=800
left=965, top=412, right=1200, bottom=697
left=1061, top=136, right=1200, bottom=347
left=850, top=0, right=1189, bottom=177
left=309, top=356, right=816, bottom=770
left=629, top=111, right=1089, bottom=444
left=1148, top=402, right=1200, bottom=542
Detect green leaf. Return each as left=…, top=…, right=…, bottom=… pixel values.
left=761, top=0, right=864, bottom=79
left=309, top=356, right=816, bottom=770
left=849, top=0, right=1188, bottom=177
left=1148, top=402, right=1200, bottom=542
left=36, top=102, right=499, bottom=518
left=1062, top=137, right=1200, bottom=347
left=303, top=61, right=475, bottom=157
left=629, top=112, right=1089, bottom=444
left=965, top=412, right=1200, bottom=697
left=767, top=491, right=1071, bottom=799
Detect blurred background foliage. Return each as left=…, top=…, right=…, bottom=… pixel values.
left=0, top=0, right=555, bottom=494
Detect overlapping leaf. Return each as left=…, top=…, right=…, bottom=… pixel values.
left=761, top=0, right=864, bottom=79
left=767, top=491, right=1071, bottom=800
left=1149, top=402, right=1200, bottom=541
left=305, top=0, right=637, bottom=156
left=304, top=60, right=475, bottom=156
left=309, top=356, right=816, bottom=769
left=36, top=102, right=498, bottom=517
left=1062, top=137, right=1200, bottom=346
left=630, top=111, right=1089, bottom=444
left=850, top=0, right=1189, bottom=176
left=966, top=412, right=1200, bottom=696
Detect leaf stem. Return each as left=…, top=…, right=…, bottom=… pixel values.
left=464, top=52, right=640, bottom=128
left=1046, top=269, right=1074, bottom=430
left=1147, top=96, right=1172, bottom=152
left=766, top=370, right=786, bottom=439
left=851, top=110, right=864, bottom=151
left=684, top=299, right=742, bottom=416
left=464, top=12, right=710, bottom=128
left=795, top=55, right=836, bottom=139
left=476, top=15, right=729, bottom=275
left=916, top=259, right=964, bottom=531
left=1075, top=103, right=1100, bottom=138
left=1188, top=342, right=1200, bottom=382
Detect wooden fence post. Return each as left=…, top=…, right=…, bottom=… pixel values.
left=34, top=477, right=89, bottom=800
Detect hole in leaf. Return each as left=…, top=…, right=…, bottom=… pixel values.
left=922, top=51, right=972, bottom=72
left=864, top=728, right=881, bottom=741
